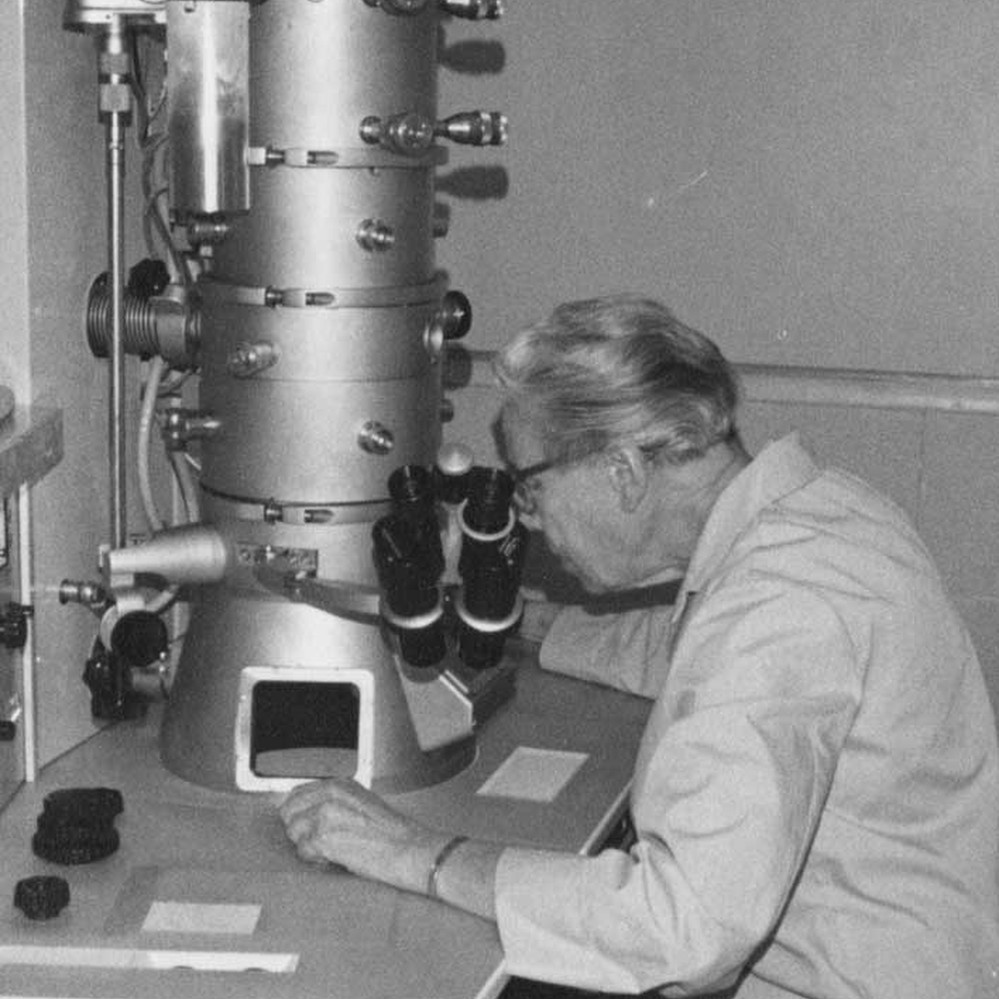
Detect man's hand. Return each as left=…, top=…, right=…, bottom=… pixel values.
left=279, top=777, right=448, bottom=895
left=279, top=777, right=503, bottom=920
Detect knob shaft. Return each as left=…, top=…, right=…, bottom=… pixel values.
left=437, top=111, right=508, bottom=146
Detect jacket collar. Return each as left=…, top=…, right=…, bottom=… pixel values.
left=678, top=433, right=821, bottom=598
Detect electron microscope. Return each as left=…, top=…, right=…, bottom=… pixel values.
left=61, top=0, right=524, bottom=796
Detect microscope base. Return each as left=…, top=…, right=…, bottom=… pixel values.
left=159, top=584, right=482, bottom=794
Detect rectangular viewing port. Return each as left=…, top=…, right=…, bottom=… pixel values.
left=235, top=667, right=374, bottom=791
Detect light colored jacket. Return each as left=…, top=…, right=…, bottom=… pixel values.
left=497, top=434, right=999, bottom=998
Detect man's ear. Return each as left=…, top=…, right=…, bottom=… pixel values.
left=607, top=446, right=649, bottom=512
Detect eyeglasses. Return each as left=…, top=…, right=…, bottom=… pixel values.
left=508, top=443, right=666, bottom=516
left=507, top=456, right=574, bottom=515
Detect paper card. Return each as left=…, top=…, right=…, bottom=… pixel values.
left=476, top=746, right=588, bottom=802
left=142, top=900, right=261, bottom=935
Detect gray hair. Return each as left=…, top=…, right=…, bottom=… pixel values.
left=494, top=295, right=740, bottom=465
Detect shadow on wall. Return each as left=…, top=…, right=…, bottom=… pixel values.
left=438, top=36, right=505, bottom=74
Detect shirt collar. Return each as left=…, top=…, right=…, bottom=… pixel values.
left=679, top=433, right=821, bottom=595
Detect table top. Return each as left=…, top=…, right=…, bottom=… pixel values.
left=0, top=652, right=650, bottom=999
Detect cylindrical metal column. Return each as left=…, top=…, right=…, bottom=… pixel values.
left=160, top=0, right=459, bottom=792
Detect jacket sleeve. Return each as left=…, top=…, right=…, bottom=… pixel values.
left=539, top=601, right=678, bottom=699
left=496, top=577, right=864, bottom=996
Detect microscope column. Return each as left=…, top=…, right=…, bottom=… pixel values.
left=160, top=1, right=457, bottom=791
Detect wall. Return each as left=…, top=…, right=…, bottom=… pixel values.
left=438, top=2, right=999, bottom=372
left=436, top=2, right=999, bottom=716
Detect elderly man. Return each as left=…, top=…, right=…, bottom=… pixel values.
left=280, top=295, right=999, bottom=999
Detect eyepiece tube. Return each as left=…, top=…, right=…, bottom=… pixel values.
left=455, top=470, right=530, bottom=669
left=372, top=515, right=447, bottom=668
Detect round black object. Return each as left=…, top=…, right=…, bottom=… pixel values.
left=109, top=611, right=169, bottom=668
left=42, top=787, right=123, bottom=822
left=126, top=257, right=170, bottom=299
left=32, top=824, right=120, bottom=865
left=14, top=875, right=70, bottom=920
left=32, top=787, right=123, bottom=865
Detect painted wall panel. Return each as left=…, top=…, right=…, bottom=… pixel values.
left=439, top=2, right=999, bottom=376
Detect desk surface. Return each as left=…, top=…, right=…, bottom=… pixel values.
left=0, top=653, right=649, bottom=999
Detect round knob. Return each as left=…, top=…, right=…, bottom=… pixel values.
left=438, top=290, right=473, bottom=341
left=226, top=341, right=280, bottom=378
left=14, top=876, right=70, bottom=920
left=440, top=0, right=503, bottom=19
left=363, top=0, right=429, bottom=13
left=437, top=441, right=474, bottom=476
left=32, top=787, right=123, bottom=865
left=358, top=421, right=395, bottom=456
left=435, top=442, right=474, bottom=504
left=355, top=219, right=396, bottom=252
left=359, top=113, right=434, bottom=156
left=436, top=111, right=508, bottom=147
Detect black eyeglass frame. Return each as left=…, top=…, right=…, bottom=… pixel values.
left=507, top=437, right=675, bottom=485
left=507, top=458, right=560, bottom=485
left=507, top=443, right=673, bottom=514
left=507, top=455, right=591, bottom=514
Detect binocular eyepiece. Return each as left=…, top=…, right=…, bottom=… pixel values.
left=372, top=462, right=529, bottom=670
left=454, top=467, right=528, bottom=669
left=372, top=465, right=448, bottom=668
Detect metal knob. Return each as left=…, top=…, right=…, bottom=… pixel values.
left=162, top=409, right=222, bottom=451
left=440, top=0, right=503, bottom=19
left=358, top=421, right=395, bottom=455
left=360, top=112, right=434, bottom=156
left=226, top=340, right=280, bottom=377
left=360, top=110, right=508, bottom=155
left=363, top=0, right=430, bottom=14
left=356, top=219, right=396, bottom=252
left=437, top=290, right=473, bottom=340
left=424, top=290, right=472, bottom=358
left=436, top=111, right=508, bottom=147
